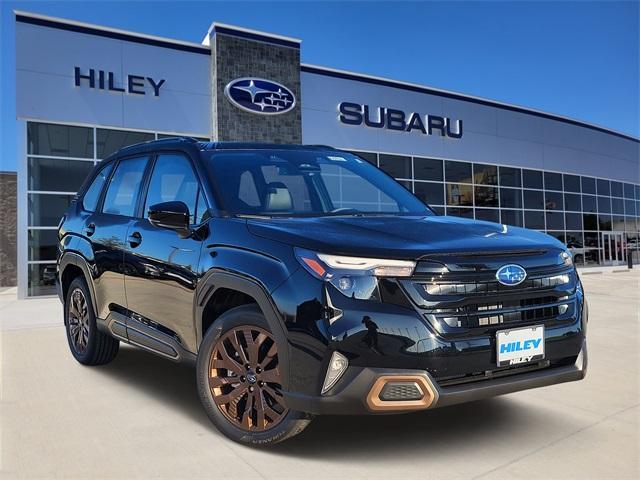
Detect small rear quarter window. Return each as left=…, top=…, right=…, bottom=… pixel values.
left=82, top=163, right=113, bottom=212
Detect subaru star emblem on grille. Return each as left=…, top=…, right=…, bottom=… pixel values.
left=224, top=77, right=296, bottom=115
left=496, top=264, right=527, bottom=286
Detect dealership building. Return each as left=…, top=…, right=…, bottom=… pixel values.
left=8, top=10, right=640, bottom=297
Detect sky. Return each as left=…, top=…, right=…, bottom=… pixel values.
left=1, top=0, right=638, bottom=172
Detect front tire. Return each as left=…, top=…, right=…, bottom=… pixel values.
left=196, top=305, right=312, bottom=446
left=64, top=276, right=119, bottom=365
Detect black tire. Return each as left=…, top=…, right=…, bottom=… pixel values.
left=64, top=276, right=119, bottom=365
left=196, top=304, right=312, bottom=446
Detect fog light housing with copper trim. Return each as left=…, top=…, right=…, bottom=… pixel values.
left=321, top=351, right=349, bottom=394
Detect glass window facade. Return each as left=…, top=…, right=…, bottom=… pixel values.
left=350, top=150, right=640, bottom=270
left=21, top=128, right=639, bottom=296
left=25, top=122, right=209, bottom=296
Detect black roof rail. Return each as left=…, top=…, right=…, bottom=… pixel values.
left=103, top=136, right=203, bottom=161
left=122, top=136, right=199, bottom=151
left=201, top=142, right=338, bottom=151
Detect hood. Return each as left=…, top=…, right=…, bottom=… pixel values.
left=246, top=215, right=564, bottom=259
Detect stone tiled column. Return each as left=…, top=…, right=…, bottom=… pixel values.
left=0, top=172, right=17, bottom=287
left=209, top=25, right=302, bottom=143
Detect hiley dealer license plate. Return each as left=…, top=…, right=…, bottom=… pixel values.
left=496, top=325, right=545, bottom=367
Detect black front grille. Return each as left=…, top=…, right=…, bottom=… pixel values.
left=419, top=272, right=572, bottom=297
left=432, top=295, right=569, bottom=329
left=404, top=265, right=578, bottom=337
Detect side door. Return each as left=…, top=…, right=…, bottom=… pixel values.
left=82, top=155, right=150, bottom=319
left=123, top=152, right=209, bottom=351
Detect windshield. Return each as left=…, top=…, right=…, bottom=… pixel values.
left=206, top=149, right=433, bottom=217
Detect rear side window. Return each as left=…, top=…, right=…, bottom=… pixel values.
left=144, top=154, right=208, bottom=225
left=102, top=156, right=148, bottom=217
left=82, top=162, right=113, bottom=212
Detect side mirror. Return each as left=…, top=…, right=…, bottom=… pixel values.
left=148, top=201, right=191, bottom=237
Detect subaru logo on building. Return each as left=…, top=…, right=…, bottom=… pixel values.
left=224, top=77, right=296, bottom=115
left=496, top=264, right=527, bottom=286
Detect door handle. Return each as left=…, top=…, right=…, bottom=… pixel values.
left=128, top=231, right=142, bottom=248
left=85, top=223, right=95, bottom=237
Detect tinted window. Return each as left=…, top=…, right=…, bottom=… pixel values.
left=144, top=154, right=201, bottom=224
left=446, top=207, right=473, bottom=218
left=28, top=194, right=73, bottom=226
left=563, top=174, right=580, bottom=193
left=583, top=214, right=598, bottom=230
left=546, top=211, right=564, bottom=230
left=522, top=170, right=543, bottom=189
left=445, top=161, right=472, bottom=183
left=446, top=184, right=473, bottom=206
left=500, top=188, right=522, bottom=209
left=474, top=186, right=499, bottom=207
left=414, top=182, right=444, bottom=206
left=28, top=229, right=59, bottom=261
left=195, top=190, right=210, bottom=224
left=102, top=156, right=148, bottom=217
left=28, top=122, right=93, bottom=158
left=625, top=200, right=636, bottom=216
left=610, top=182, right=623, bottom=197
left=83, top=163, right=113, bottom=212
left=473, top=164, right=498, bottom=185
left=524, top=211, right=545, bottom=229
left=581, top=177, right=596, bottom=194
left=565, top=212, right=582, bottom=230
left=597, top=196, right=611, bottom=213
left=565, top=193, right=581, bottom=212
left=596, top=179, right=610, bottom=196
left=612, top=198, right=624, bottom=214
left=379, top=154, right=411, bottom=179
left=499, top=167, right=521, bottom=187
left=599, top=215, right=612, bottom=231
left=414, top=157, right=443, bottom=181
left=544, top=172, right=562, bottom=191
left=623, top=183, right=635, bottom=199
left=28, top=157, right=95, bottom=192
left=475, top=208, right=499, bottom=223
left=582, top=195, right=597, bottom=213
left=97, top=129, right=155, bottom=159
left=524, top=190, right=544, bottom=209
left=501, top=209, right=523, bottom=227
left=545, top=191, right=564, bottom=210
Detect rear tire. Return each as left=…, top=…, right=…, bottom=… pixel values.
left=64, top=276, right=119, bottom=365
left=196, top=304, right=312, bottom=446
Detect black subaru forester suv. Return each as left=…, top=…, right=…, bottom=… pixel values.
left=57, top=138, right=587, bottom=445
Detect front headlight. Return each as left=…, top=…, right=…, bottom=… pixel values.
left=560, top=250, right=573, bottom=266
left=295, top=248, right=416, bottom=299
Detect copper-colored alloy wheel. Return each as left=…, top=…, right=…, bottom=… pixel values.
left=209, top=325, right=288, bottom=432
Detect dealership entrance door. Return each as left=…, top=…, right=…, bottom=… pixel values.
left=602, top=232, right=627, bottom=265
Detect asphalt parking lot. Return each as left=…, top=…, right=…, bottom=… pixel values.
left=1, top=270, right=638, bottom=479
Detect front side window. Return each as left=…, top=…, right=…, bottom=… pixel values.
left=144, top=154, right=208, bottom=225
left=206, top=150, right=431, bottom=217
left=82, top=163, right=113, bottom=212
left=102, top=156, right=148, bottom=217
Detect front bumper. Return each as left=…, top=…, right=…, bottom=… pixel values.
left=284, top=339, right=587, bottom=415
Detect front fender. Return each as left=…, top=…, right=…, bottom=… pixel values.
left=195, top=269, right=292, bottom=390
